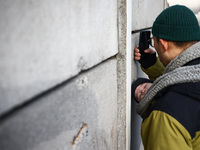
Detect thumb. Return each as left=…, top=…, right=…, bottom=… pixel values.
left=144, top=48, right=155, bottom=54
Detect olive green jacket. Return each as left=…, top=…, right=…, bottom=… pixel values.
left=140, top=42, right=200, bottom=150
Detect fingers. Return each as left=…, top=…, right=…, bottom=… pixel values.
left=134, top=45, right=141, bottom=60
left=134, top=52, right=141, bottom=60
left=134, top=46, right=156, bottom=60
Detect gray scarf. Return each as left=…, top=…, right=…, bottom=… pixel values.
left=137, top=42, right=200, bottom=116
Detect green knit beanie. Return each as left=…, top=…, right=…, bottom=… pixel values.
left=152, top=5, right=200, bottom=41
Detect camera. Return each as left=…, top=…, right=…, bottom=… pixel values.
left=139, top=30, right=151, bottom=59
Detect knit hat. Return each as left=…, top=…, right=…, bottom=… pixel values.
left=131, top=78, right=153, bottom=103
left=152, top=5, right=200, bottom=41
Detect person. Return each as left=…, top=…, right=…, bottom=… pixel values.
left=131, top=78, right=153, bottom=103
left=134, top=5, right=200, bottom=150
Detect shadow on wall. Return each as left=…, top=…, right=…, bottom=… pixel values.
left=131, top=100, right=143, bottom=150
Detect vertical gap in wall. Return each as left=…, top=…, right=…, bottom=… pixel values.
left=164, top=0, right=168, bottom=9
left=126, top=0, right=132, bottom=149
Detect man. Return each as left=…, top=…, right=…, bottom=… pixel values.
left=134, top=5, right=200, bottom=150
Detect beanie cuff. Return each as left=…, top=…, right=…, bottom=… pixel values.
left=152, top=23, right=200, bottom=41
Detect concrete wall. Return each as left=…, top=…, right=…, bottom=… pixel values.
left=0, top=0, right=118, bottom=115
left=0, top=58, right=118, bottom=150
left=0, top=0, right=169, bottom=150
left=131, top=0, right=167, bottom=150
left=0, top=0, right=122, bottom=150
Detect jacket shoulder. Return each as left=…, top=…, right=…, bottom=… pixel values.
left=145, top=82, right=200, bottom=138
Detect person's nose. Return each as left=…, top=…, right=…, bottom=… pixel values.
left=142, top=89, right=146, bottom=94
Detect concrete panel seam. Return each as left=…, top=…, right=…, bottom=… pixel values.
left=132, top=27, right=152, bottom=34
left=0, top=56, right=117, bottom=122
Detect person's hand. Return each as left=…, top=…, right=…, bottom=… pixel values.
left=134, top=45, right=155, bottom=61
left=134, top=45, right=141, bottom=61
left=134, top=45, right=157, bottom=69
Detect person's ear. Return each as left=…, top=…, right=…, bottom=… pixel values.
left=159, top=39, right=169, bottom=51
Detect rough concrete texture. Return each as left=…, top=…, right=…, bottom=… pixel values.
left=132, top=0, right=165, bottom=30
left=117, top=0, right=129, bottom=149
left=0, top=58, right=118, bottom=150
left=0, top=0, right=118, bottom=115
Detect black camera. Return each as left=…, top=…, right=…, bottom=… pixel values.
left=139, top=30, right=151, bottom=59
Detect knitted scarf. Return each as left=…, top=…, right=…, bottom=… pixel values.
left=137, top=42, right=200, bottom=116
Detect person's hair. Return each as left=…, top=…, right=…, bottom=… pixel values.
left=172, top=41, right=198, bottom=48
left=154, top=36, right=198, bottom=49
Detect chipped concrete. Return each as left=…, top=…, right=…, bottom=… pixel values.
left=0, top=59, right=118, bottom=150
left=72, top=123, right=88, bottom=146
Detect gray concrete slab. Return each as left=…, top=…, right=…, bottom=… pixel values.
left=132, top=0, right=165, bottom=31
left=0, top=0, right=118, bottom=115
left=0, top=58, right=118, bottom=150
